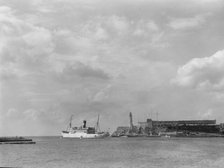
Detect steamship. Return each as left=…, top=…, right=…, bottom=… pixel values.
left=61, top=115, right=109, bottom=139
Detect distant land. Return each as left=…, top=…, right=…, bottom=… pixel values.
left=112, top=113, right=224, bottom=138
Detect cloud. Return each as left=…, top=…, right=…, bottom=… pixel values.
left=6, top=108, right=21, bottom=118
left=168, top=14, right=207, bottom=30
left=23, top=108, right=39, bottom=120
left=22, top=27, right=53, bottom=54
left=0, top=6, right=54, bottom=80
left=1, top=0, right=224, bottom=136
left=133, top=20, right=159, bottom=36
left=172, top=49, right=224, bottom=90
left=74, top=63, right=110, bottom=80
left=6, top=108, right=39, bottom=121
left=61, top=62, right=111, bottom=80
left=93, top=84, right=112, bottom=102
left=107, top=15, right=129, bottom=33
left=197, top=108, right=214, bottom=119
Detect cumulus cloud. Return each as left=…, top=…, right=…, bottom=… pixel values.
left=61, top=62, right=111, bottom=81
left=133, top=20, right=159, bottom=36
left=75, top=64, right=110, bottom=80
left=6, top=108, right=20, bottom=118
left=107, top=15, right=129, bottom=34
left=168, top=14, right=208, bottom=30
left=93, top=84, right=112, bottom=102
left=0, top=6, right=54, bottom=79
left=172, top=49, right=224, bottom=90
left=22, top=27, right=53, bottom=54
left=1, top=0, right=224, bottom=135
left=197, top=109, right=214, bottom=119
left=23, top=109, right=39, bottom=120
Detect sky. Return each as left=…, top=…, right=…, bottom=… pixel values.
left=0, top=0, right=224, bottom=136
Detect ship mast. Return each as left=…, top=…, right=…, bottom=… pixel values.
left=69, top=115, right=73, bottom=129
left=95, top=114, right=101, bottom=132
left=129, top=112, right=134, bottom=133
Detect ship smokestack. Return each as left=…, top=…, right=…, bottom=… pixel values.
left=83, top=120, right=87, bottom=128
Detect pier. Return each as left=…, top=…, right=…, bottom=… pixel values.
left=0, top=137, right=36, bottom=144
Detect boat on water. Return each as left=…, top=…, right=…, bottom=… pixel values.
left=61, top=115, right=109, bottom=139
left=161, top=134, right=171, bottom=138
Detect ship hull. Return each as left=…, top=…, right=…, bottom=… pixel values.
left=61, top=132, right=108, bottom=139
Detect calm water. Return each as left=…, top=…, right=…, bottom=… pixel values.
left=1, top=137, right=224, bottom=168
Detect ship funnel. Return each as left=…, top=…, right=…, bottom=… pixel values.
left=83, top=120, right=87, bottom=128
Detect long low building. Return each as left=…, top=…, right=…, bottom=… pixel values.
left=137, top=119, right=223, bottom=135
left=153, top=119, right=216, bottom=126
left=139, top=119, right=216, bottom=127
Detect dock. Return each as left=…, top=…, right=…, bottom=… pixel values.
left=0, top=137, right=36, bottom=144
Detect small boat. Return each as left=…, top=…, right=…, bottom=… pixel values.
left=61, top=115, right=109, bottom=139
left=161, top=135, right=171, bottom=138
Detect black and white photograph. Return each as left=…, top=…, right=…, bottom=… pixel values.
left=1, top=0, right=224, bottom=167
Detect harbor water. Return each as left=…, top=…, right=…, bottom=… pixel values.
left=1, top=137, right=224, bottom=168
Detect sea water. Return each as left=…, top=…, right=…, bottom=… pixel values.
left=1, top=137, right=224, bottom=168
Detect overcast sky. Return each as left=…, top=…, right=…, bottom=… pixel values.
left=1, top=0, right=224, bottom=136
